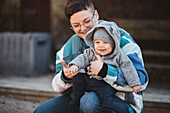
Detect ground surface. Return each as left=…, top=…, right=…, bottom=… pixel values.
left=0, top=95, right=42, bottom=113
left=0, top=74, right=170, bottom=113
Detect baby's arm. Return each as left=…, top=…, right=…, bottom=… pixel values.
left=118, top=49, right=141, bottom=88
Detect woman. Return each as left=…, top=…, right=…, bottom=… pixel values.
left=34, top=0, right=148, bottom=113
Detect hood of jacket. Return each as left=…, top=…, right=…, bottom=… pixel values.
left=85, top=21, right=120, bottom=59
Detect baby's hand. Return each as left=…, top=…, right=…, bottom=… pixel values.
left=132, top=85, right=142, bottom=93
left=68, top=65, right=79, bottom=75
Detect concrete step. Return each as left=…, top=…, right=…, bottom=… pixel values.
left=143, top=82, right=170, bottom=113
left=143, top=101, right=170, bottom=113
left=1, top=84, right=170, bottom=113
left=0, top=74, right=61, bottom=102
left=136, top=39, right=170, bottom=51
left=145, top=64, right=170, bottom=83
left=0, top=73, right=170, bottom=113
left=143, top=50, right=170, bottom=65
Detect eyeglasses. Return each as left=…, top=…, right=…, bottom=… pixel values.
left=70, top=12, right=95, bottom=31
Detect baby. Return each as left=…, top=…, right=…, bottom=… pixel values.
left=68, top=23, right=141, bottom=113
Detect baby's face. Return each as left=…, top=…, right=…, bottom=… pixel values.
left=94, top=39, right=112, bottom=56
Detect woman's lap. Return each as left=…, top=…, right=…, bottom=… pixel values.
left=80, top=92, right=101, bottom=113
left=33, top=95, right=72, bottom=113
left=34, top=92, right=131, bottom=113
left=33, top=92, right=99, bottom=113
left=80, top=92, right=130, bottom=113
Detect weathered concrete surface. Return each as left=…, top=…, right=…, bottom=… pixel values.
left=0, top=73, right=170, bottom=113
left=0, top=95, right=41, bottom=113
left=0, top=73, right=61, bottom=102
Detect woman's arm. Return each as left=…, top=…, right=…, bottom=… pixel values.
left=52, top=45, right=72, bottom=93
left=119, top=28, right=149, bottom=90
left=88, top=54, right=118, bottom=85
left=52, top=35, right=84, bottom=93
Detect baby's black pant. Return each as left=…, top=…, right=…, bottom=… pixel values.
left=70, top=73, right=116, bottom=113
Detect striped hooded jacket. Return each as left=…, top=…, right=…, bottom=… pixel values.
left=52, top=20, right=149, bottom=113
left=69, top=23, right=141, bottom=88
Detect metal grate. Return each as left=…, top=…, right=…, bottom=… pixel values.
left=0, top=32, right=51, bottom=76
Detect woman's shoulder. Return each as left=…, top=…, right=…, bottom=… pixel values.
left=118, top=28, right=137, bottom=48
left=63, top=34, right=82, bottom=46
left=57, top=34, right=81, bottom=53
left=119, top=28, right=135, bottom=43
left=69, top=34, right=81, bottom=41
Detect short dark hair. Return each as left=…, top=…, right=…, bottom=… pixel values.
left=65, top=0, right=95, bottom=19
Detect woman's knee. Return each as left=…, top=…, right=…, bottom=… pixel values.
left=80, top=92, right=100, bottom=113
left=34, top=95, right=72, bottom=113
left=33, top=103, right=47, bottom=113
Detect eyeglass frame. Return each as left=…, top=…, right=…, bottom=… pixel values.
left=70, top=12, right=95, bottom=31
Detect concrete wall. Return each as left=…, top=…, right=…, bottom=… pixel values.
left=50, top=0, right=73, bottom=50
left=50, top=0, right=170, bottom=50
left=0, top=0, right=170, bottom=50
left=0, top=0, right=21, bottom=31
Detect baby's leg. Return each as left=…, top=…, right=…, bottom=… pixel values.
left=99, top=86, right=117, bottom=113
left=87, top=78, right=117, bottom=113
left=69, top=73, right=88, bottom=106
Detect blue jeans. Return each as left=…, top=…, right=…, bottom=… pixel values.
left=34, top=92, right=130, bottom=113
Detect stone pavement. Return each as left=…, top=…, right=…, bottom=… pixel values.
left=0, top=74, right=54, bottom=92
left=0, top=73, right=61, bottom=102
left=0, top=95, right=41, bottom=113
left=0, top=73, right=57, bottom=113
left=0, top=73, right=170, bottom=113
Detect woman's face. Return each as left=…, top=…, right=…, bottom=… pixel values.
left=70, top=9, right=99, bottom=39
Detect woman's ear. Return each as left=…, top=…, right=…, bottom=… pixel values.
left=94, top=10, right=99, bottom=20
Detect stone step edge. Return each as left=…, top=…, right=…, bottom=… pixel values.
left=0, top=86, right=61, bottom=103
left=143, top=93, right=170, bottom=104
left=143, top=50, right=170, bottom=57
left=145, top=64, right=170, bottom=69
left=0, top=86, right=170, bottom=105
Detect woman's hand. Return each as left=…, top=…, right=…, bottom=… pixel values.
left=61, top=60, right=79, bottom=79
left=68, top=65, right=79, bottom=76
left=88, top=54, right=103, bottom=76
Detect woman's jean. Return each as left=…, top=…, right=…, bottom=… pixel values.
left=34, top=92, right=130, bottom=113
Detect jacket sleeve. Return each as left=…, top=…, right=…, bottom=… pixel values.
left=118, top=49, right=141, bottom=87
left=52, top=45, right=73, bottom=93
left=52, top=35, right=79, bottom=93
left=118, top=28, right=149, bottom=90
left=52, top=71, right=72, bottom=93
left=102, top=64, right=118, bottom=85
left=69, top=48, right=93, bottom=69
